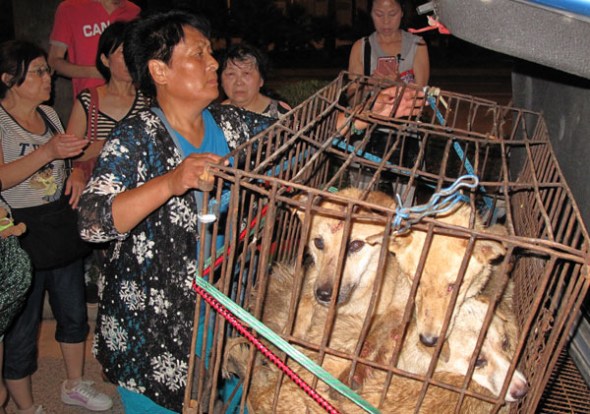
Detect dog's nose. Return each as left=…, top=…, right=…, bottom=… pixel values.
left=509, top=380, right=529, bottom=400
left=315, top=286, right=333, bottom=304
left=419, top=333, right=438, bottom=347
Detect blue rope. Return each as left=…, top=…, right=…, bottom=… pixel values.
left=425, top=92, right=493, bottom=211
left=392, top=174, right=479, bottom=235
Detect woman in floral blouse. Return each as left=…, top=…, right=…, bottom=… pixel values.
left=77, top=11, right=270, bottom=413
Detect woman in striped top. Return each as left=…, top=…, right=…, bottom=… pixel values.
left=66, top=21, right=149, bottom=208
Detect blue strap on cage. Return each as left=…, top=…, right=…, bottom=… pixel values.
left=424, top=89, right=493, bottom=211
left=392, top=174, right=478, bottom=235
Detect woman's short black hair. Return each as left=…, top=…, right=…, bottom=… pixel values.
left=124, top=10, right=211, bottom=98
left=96, top=21, right=128, bottom=81
left=0, top=40, right=47, bottom=99
left=219, top=43, right=269, bottom=82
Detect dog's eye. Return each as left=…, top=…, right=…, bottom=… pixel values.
left=348, top=240, right=365, bottom=254
left=447, top=283, right=455, bottom=293
left=475, top=357, right=488, bottom=368
left=313, top=237, right=324, bottom=250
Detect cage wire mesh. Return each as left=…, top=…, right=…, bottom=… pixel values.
left=183, top=72, right=590, bottom=414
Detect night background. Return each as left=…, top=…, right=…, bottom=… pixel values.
left=0, top=0, right=512, bottom=103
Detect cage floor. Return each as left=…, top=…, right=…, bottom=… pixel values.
left=538, top=349, right=590, bottom=413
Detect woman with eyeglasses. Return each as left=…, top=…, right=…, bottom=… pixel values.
left=0, top=40, right=113, bottom=414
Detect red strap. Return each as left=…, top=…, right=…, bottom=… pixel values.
left=409, top=16, right=451, bottom=35
left=86, top=87, right=100, bottom=142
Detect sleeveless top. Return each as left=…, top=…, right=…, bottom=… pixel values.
left=77, top=88, right=149, bottom=141
left=362, top=30, right=423, bottom=83
left=0, top=105, right=66, bottom=208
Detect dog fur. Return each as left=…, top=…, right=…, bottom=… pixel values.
left=292, top=187, right=406, bottom=318
left=224, top=335, right=511, bottom=413
left=221, top=189, right=525, bottom=412
left=389, top=203, right=507, bottom=346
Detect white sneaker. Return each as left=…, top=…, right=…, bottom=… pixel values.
left=61, top=380, right=113, bottom=411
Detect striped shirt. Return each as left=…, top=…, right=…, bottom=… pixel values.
left=0, top=105, right=66, bottom=208
left=77, top=88, right=149, bottom=141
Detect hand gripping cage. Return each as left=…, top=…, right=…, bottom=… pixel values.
left=183, top=73, right=590, bottom=413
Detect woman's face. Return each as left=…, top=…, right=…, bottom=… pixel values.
left=371, top=0, right=403, bottom=36
left=159, top=26, right=219, bottom=105
left=3, top=56, right=52, bottom=103
left=105, top=44, right=132, bottom=82
left=221, top=57, right=264, bottom=109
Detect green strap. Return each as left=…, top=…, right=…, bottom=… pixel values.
left=0, top=217, right=14, bottom=233
left=194, top=277, right=379, bottom=413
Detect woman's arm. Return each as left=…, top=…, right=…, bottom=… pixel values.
left=0, top=132, right=86, bottom=190
left=111, top=152, right=225, bottom=233
left=347, top=39, right=365, bottom=102
left=336, top=85, right=425, bottom=133
left=412, top=41, right=430, bottom=88
left=348, top=39, right=364, bottom=76
left=78, top=118, right=227, bottom=241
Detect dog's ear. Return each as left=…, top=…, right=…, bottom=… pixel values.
left=474, top=238, right=506, bottom=263
left=291, top=193, right=308, bottom=222
left=473, top=223, right=508, bottom=262
left=387, top=233, right=414, bottom=254
left=366, top=232, right=386, bottom=246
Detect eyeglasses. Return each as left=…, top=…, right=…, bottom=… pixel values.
left=27, top=66, right=54, bottom=78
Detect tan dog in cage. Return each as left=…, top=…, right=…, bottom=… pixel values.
left=389, top=202, right=507, bottom=347
left=223, top=264, right=523, bottom=413
left=334, top=272, right=528, bottom=403
left=291, top=187, right=407, bottom=319
left=223, top=189, right=525, bottom=411
left=367, top=287, right=529, bottom=402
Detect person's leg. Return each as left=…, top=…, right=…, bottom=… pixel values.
left=3, top=270, right=46, bottom=412
left=60, top=342, right=85, bottom=385
left=47, top=259, right=112, bottom=411
left=46, top=259, right=88, bottom=382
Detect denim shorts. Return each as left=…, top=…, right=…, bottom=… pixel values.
left=2, top=259, right=89, bottom=379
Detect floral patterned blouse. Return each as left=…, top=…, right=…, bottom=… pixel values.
left=77, top=104, right=270, bottom=412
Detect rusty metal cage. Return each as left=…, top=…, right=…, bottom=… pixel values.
left=183, top=73, right=590, bottom=413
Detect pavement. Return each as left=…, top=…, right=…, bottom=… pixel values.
left=4, top=303, right=125, bottom=414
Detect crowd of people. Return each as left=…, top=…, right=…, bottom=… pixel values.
left=0, top=0, right=428, bottom=413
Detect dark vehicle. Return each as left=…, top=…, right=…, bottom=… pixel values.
left=429, top=0, right=590, bottom=405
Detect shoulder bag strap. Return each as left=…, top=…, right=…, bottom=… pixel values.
left=36, top=106, right=60, bottom=135
left=363, top=36, right=372, bottom=76
left=36, top=107, right=74, bottom=176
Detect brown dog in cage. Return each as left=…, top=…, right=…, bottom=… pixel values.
left=372, top=289, right=529, bottom=402
left=223, top=189, right=526, bottom=412
left=334, top=268, right=528, bottom=403
left=223, top=264, right=524, bottom=412
left=389, top=203, right=507, bottom=347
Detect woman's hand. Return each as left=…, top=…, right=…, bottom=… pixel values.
left=371, top=85, right=424, bottom=119
left=167, top=153, right=229, bottom=196
left=64, top=167, right=87, bottom=209
left=43, top=133, right=88, bottom=161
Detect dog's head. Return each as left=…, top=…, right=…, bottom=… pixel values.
left=444, top=296, right=528, bottom=402
left=389, top=204, right=506, bottom=346
left=292, top=188, right=396, bottom=315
